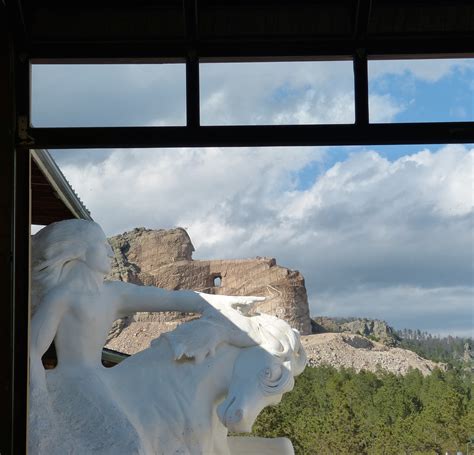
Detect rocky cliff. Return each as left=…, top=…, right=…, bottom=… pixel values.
left=105, top=227, right=312, bottom=353
left=103, top=228, right=443, bottom=376
left=312, top=316, right=400, bottom=346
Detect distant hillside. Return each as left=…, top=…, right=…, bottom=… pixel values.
left=396, top=328, right=473, bottom=368
left=301, top=332, right=442, bottom=376
left=311, top=316, right=473, bottom=369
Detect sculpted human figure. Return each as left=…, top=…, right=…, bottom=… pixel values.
left=29, top=219, right=263, bottom=453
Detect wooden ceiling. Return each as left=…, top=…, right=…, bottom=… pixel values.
left=31, top=158, right=74, bottom=224
left=14, top=0, right=474, bottom=61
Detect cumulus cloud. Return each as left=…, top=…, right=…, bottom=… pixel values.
left=33, top=61, right=473, bottom=334
left=33, top=59, right=473, bottom=135
left=32, top=64, right=186, bottom=127
left=56, top=145, right=474, bottom=335
left=368, top=58, right=474, bottom=123
left=369, top=58, right=474, bottom=83
left=33, top=60, right=407, bottom=132
left=201, top=61, right=403, bottom=125
left=368, top=94, right=404, bottom=123
left=56, top=146, right=325, bottom=235
left=201, top=61, right=357, bottom=124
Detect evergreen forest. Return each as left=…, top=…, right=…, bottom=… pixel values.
left=396, top=330, right=472, bottom=367
left=250, top=366, right=474, bottom=454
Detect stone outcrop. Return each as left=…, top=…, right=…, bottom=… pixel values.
left=312, top=316, right=400, bottom=346
left=341, top=319, right=400, bottom=346
left=106, top=227, right=311, bottom=353
left=301, top=333, right=444, bottom=376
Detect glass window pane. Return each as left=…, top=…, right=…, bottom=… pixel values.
left=369, top=58, right=474, bottom=123
left=200, top=61, right=354, bottom=125
left=31, top=64, right=186, bottom=127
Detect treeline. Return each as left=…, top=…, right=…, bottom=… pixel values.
left=251, top=366, right=473, bottom=455
left=396, top=329, right=472, bottom=366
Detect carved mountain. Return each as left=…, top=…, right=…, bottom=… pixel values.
left=106, top=227, right=312, bottom=354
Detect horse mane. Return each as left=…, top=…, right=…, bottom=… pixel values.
left=159, top=311, right=306, bottom=375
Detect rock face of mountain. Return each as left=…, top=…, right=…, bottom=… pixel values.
left=312, top=317, right=400, bottom=346
left=104, top=229, right=445, bottom=376
left=301, top=333, right=443, bottom=376
left=105, top=227, right=312, bottom=353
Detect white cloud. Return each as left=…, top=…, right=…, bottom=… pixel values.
left=33, top=60, right=414, bottom=130
left=200, top=61, right=358, bottom=125
left=32, top=64, right=186, bottom=127
left=369, top=94, right=405, bottom=123
left=200, top=60, right=411, bottom=125
left=59, top=146, right=326, bottom=235
left=58, top=145, right=474, bottom=334
left=34, top=60, right=474, bottom=335
left=369, top=58, right=474, bottom=83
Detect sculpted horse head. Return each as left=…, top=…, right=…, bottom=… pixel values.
left=103, top=311, right=306, bottom=454
left=216, top=313, right=307, bottom=432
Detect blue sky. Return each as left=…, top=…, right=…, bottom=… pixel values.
left=32, top=59, right=473, bottom=337
left=369, top=60, right=474, bottom=123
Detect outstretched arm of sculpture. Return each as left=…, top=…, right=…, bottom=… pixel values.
left=108, top=280, right=263, bottom=319
left=29, top=290, right=67, bottom=390
left=108, top=281, right=264, bottom=360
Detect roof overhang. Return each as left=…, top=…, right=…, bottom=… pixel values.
left=31, top=149, right=92, bottom=225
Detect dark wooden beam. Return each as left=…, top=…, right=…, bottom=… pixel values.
left=28, top=36, right=474, bottom=63
left=12, top=145, right=30, bottom=455
left=0, top=6, right=16, bottom=453
left=0, top=2, right=30, bottom=453
left=353, top=0, right=371, bottom=125
left=11, top=41, right=30, bottom=455
left=354, top=49, right=369, bottom=126
left=27, top=122, right=474, bottom=149
left=184, top=0, right=200, bottom=127
left=8, top=1, right=31, bottom=450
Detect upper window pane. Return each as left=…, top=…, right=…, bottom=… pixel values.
left=369, top=58, right=474, bottom=123
left=200, top=61, right=354, bottom=125
left=31, top=64, right=186, bottom=127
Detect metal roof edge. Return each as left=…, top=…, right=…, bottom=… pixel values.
left=31, top=149, right=93, bottom=221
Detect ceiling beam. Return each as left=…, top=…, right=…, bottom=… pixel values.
left=28, top=36, right=474, bottom=63
left=27, top=122, right=474, bottom=149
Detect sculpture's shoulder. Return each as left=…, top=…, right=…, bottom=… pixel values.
left=103, top=279, right=130, bottom=295
left=30, top=285, right=73, bottom=322
left=102, top=280, right=135, bottom=311
left=39, top=285, right=72, bottom=306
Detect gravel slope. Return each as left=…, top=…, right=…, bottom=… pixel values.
left=301, top=333, right=443, bottom=376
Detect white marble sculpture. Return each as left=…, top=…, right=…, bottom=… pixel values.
left=29, top=219, right=306, bottom=454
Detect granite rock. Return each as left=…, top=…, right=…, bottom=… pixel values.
left=106, top=227, right=311, bottom=353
